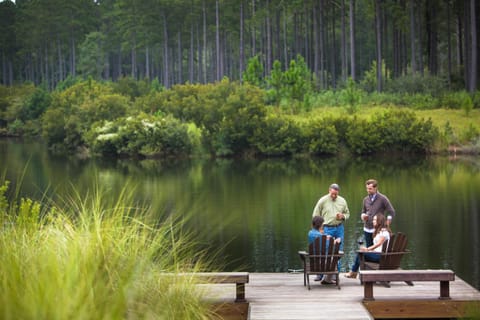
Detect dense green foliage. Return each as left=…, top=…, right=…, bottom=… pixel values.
left=2, top=75, right=465, bottom=158
left=2, top=49, right=480, bottom=159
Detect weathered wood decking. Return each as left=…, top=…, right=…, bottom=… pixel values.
left=200, top=272, right=480, bottom=319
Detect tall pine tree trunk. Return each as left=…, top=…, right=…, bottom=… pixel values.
left=178, top=32, right=182, bottom=84
left=202, top=0, right=207, bottom=83
left=215, top=0, right=221, bottom=81
left=319, top=0, right=325, bottom=89
left=341, top=0, right=347, bottom=82
left=350, top=0, right=356, bottom=80
left=70, top=36, right=76, bottom=77
left=469, top=0, right=477, bottom=92
left=163, top=13, right=170, bottom=88
left=409, top=0, right=417, bottom=74
left=331, top=5, right=337, bottom=88
left=239, top=0, right=245, bottom=82
left=146, top=46, right=150, bottom=80
left=265, top=0, right=272, bottom=74
left=189, top=23, right=194, bottom=83
left=251, top=0, right=256, bottom=55
left=283, top=8, right=288, bottom=67
left=447, top=0, right=452, bottom=86
left=375, top=0, right=383, bottom=91
left=313, top=3, right=319, bottom=80
left=426, top=0, right=438, bottom=75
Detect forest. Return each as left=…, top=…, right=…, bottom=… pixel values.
left=0, top=0, right=479, bottom=158
left=0, top=0, right=478, bottom=92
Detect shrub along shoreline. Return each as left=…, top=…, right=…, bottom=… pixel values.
left=0, top=78, right=479, bottom=158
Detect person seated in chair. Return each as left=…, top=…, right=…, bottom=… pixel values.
left=345, top=214, right=391, bottom=279
left=308, top=216, right=341, bottom=284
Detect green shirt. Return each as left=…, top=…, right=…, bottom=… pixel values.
left=312, top=194, right=350, bottom=225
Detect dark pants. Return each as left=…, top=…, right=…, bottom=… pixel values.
left=351, top=251, right=380, bottom=272
left=364, top=231, right=374, bottom=247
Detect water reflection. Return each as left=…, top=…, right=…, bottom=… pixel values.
left=1, top=139, right=479, bottom=290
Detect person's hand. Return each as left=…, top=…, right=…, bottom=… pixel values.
left=336, top=212, right=344, bottom=220
left=360, top=246, right=368, bottom=252
left=361, top=213, right=368, bottom=221
left=387, top=215, right=392, bottom=226
left=334, top=238, right=341, bottom=244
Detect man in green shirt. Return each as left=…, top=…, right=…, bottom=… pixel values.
left=312, top=183, right=350, bottom=283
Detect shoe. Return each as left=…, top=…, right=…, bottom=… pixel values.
left=314, top=275, right=323, bottom=281
left=344, top=272, right=358, bottom=279
left=321, top=279, right=335, bottom=285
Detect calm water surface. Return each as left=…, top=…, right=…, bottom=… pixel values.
left=1, top=139, right=480, bottom=290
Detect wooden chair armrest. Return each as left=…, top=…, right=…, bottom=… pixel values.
left=298, top=251, right=308, bottom=264
left=356, top=250, right=381, bottom=256
left=379, top=251, right=410, bottom=257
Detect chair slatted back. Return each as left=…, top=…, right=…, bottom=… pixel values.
left=308, top=235, right=340, bottom=273
left=379, top=232, right=408, bottom=270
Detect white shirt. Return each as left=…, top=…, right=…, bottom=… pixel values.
left=373, top=229, right=390, bottom=252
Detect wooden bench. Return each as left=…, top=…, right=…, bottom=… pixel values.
left=191, top=272, right=249, bottom=302
left=359, top=269, right=455, bottom=301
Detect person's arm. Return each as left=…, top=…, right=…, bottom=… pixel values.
left=342, top=199, right=350, bottom=220
left=312, top=198, right=323, bottom=217
left=383, top=195, right=396, bottom=218
left=361, top=198, right=369, bottom=221
left=365, top=235, right=385, bottom=251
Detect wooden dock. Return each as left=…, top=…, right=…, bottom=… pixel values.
left=201, top=272, right=480, bottom=319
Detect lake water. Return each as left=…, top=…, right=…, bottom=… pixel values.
left=1, top=138, right=480, bottom=290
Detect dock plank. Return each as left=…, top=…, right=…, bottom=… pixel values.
left=199, top=273, right=480, bottom=319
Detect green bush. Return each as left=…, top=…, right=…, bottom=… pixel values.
left=362, top=92, right=438, bottom=109
left=359, top=60, right=390, bottom=93
left=345, top=117, right=381, bottom=154
left=41, top=108, right=68, bottom=150
left=460, top=123, right=480, bottom=144
left=19, top=86, right=51, bottom=121
left=439, top=91, right=471, bottom=111
left=88, top=114, right=197, bottom=157
left=243, top=55, right=264, bottom=87
left=385, top=73, right=448, bottom=96
left=252, top=115, right=302, bottom=156
left=6, top=119, right=24, bottom=136
left=151, top=80, right=266, bottom=156
left=112, top=76, right=151, bottom=100
left=303, top=117, right=339, bottom=155
left=41, top=80, right=129, bottom=152
left=371, top=110, right=438, bottom=153
left=339, top=77, right=362, bottom=113
left=472, top=91, right=480, bottom=108
left=0, top=84, right=36, bottom=127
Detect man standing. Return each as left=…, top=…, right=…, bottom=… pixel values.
left=312, top=183, right=350, bottom=282
left=361, top=179, right=396, bottom=247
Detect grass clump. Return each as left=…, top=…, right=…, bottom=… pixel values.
left=0, top=180, right=216, bottom=319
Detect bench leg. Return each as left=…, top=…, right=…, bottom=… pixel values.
left=235, top=283, right=246, bottom=302
left=363, top=282, right=375, bottom=301
left=439, top=281, right=451, bottom=300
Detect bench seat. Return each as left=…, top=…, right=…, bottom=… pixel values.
left=360, top=269, right=455, bottom=301
left=189, top=272, right=249, bottom=302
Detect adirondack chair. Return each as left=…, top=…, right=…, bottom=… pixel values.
left=298, top=235, right=344, bottom=290
left=358, top=231, right=412, bottom=287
